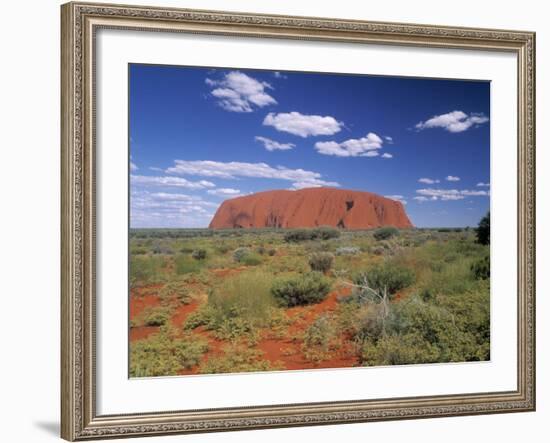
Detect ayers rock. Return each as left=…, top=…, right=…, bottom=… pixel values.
left=209, top=187, right=413, bottom=229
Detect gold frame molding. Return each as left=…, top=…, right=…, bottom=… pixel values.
left=61, top=2, right=536, bottom=440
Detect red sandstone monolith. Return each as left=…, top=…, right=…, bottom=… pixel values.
left=208, top=188, right=413, bottom=229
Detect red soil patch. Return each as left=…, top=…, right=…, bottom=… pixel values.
left=256, top=285, right=359, bottom=370
left=171, top=300, right=201, bottom=328
left=131, top=283, right=361, bottom=374
left=129, top=286, right=162, bottom=319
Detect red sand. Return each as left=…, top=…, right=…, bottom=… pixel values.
left=256, top=286, right=359, bottom=370
left=171, top=300, right=202, bottom=328
left=130, top=326, right=159, bottom=341
left=209, top=187, right=413, bottom=230
left=129, top=291, right=161, bottom=319
left=130, top=283, right=363, bottom=373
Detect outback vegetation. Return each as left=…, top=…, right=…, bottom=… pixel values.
left=129, top=218, right=490, bottom=377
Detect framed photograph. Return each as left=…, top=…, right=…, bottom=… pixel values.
left=61, top=2, right=536, bottom=440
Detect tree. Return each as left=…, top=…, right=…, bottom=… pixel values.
left=476, top=212, right=490, bottom=245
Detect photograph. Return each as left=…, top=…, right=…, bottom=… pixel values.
left=128, top=64, right=491, bottom=377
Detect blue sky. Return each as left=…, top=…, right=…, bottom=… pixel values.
left=129, top=64, right=490, bottom=228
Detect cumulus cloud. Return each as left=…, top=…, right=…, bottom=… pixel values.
left=290, top=177, right=340, bottom=190
left=381, top=153, right=393, bottom=159
left=131, top=190, right=218, bottom=228
left=446, top=175, right=461, bottom=182
left=131, top=174, right=215, bottom=189
left=385, top=195, right=407, bottom=205
left=416, top=188, right=490, bottom=201
left=263, top=112, right=343, bottom=138
left=206, top=71, right=277, bottom=112
left=415, top=110, right=489, bottom=133
left=477, top=182, right=490, bottom=187
left=254, top=136, right=295, bottom=151
left=418, top=178, right=440, bottom=184
left=207, top=188, right=242, bottom=197
left=165, top=160, right=339, bottom=190
left=314, top=133, right=384, bottom=157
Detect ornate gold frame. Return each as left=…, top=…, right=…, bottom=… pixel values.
left=61, top=2, right=536, bottom=440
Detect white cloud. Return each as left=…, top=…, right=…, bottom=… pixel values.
left=364, top=151, right=380, bottom=157
left=165, top=160, right=339, bottom=190
left=381, top=153, right=393, bottom=159
left=446, top=175, right=461, bottom=182
left=207, top=188, right=242, bottom=197
left=148, top=192, right=207, bottom=201
left=206, top=71, right=277, bottom=112
left=385, top=195, right=407, bottom=205
left=415, top=110, right=489, bottom=133
left=416, top=188, right=490, bottom=201
left=255, top=136, right=295, bottom=151
left=273, top=71, right=287, bottom=79
left=314, top=133, right=384, bottom=157
left=131, top=190, right=217, bottom=228
left=131, top=174, right=215, bottom=189
left=413, top=196, right=430, bottom=202
left=477, top=182, right=490, bottom=187
left=290, top=177, right=340, bottom=190
left=418, top=178, right=440, bottom=184
left=263, top=112, right=343, bottom=138
left=384, top=136, right=394, bottom=144
left=460, top=190, right=491, bottom=196
left=130, top=161, right=138, bottom=171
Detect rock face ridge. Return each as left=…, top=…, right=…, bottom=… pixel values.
left=208, top=187, right=413, bottom=229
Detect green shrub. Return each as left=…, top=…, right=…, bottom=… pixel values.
left=141, top=306, right=172, bottom=327
left=284, top=229, right=314, bottom=243
left=130, top=246, right=148, bottom=255
left=158, top=281, right=192, bottom=305
left=191, top=249, right=207, bottom=260
left=130, top=327, right=208, bottom=377
left=175, top=254, right=202, bottom=274
left=308, top=252, right=334, bottom=273
left=214, top=242, right=232, bottom=254
left=315, top=226, right=341, bottom=240
left=351, top=304, right=388, bottom=342
left=361, top=333, right=440, bottom=366
left=476, top=212, right=490, bottom=245
left=130, top=255, right=164, bottom=287
left=284, top=226, right=340, bottom=243
left=359, top=293, right=490, bottom=366
left=241, top=253, right=262, bottom=266
left=422, top=260, right=477, bottom=296
left=471, top=255, right=490, bottom=280
left=233, top=247, right=250, bottom=263
left=302, top=314, right=336, bottom=362
left=185, top=271, right=275, bottom=341
left=335, top=246, right=361, bottom=256
left=373, top=226, right=399, bottom=241
left=199, top=343, right=283, bottom=374
left=152, top=241, right=174, bottom=255
left=271, top=272, right=331, bottom=307
left=354, top=262, right=414, bottom=296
